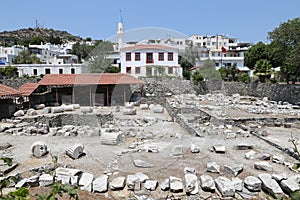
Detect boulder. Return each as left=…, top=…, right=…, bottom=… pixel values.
left=213, top=144, right=225, bottom=153
left=139, top=104, right=149, bottom=110
left=151, top=105, right=164, bottom=113
left=169, top=176, right=183, bottom=193
left=144, top=180, right=158, bottom=191
left=215, top=176, right=235, bottom=197
left=160, top=178, right=170, bottom=191
left=133, top=160, right=153, bottom=168
left=185, top=173, right=199, bottom=195
left=280, top=178, right=300, bottom=195
left=254, top=161, right=273, bottom=171
left=81, top=107, right=93, bottom=114
left=55, top=167, right=82, bottom=185
left=13, top=110, right=24, bottom=117
left=93, top=175, right=108, bottom=193
left=43, top=107, right=51, bottom=114
left=79, top=172, right=94, bottom=192
left=52, top=107, right=64, bottom=114
left=224, top=163, right=243, bottom=176
left=245, top=150, right=257, bottom=160
left=33, top=104, right=45, bottom=110
left=190, top=144, right=200, bottom=153
left=199, top=175, right=215, bottom=192
left=184, top=167, right=196, bottom=175
left=236, top=144, right=254, bottom=150
left=258, top=173, right=283, bottom=199
left=123, top=108, right=137, bottom=115
left=134, top=172, right=149, bottom=183
left=232, top=177, right=243, bottom=192
left=30, top=141, right=48, bottom=158
left=126, top=175, right=139, bottom=190
left=62, top=104, right=75, bottom=112
left=39, top=174, right=54, bottom=187
left=110, top=176, right=126, bottom=190
left=207, top=162, right=220, bottom=173
left=65, top=143, right=84, bottom=159
left=272, top=154, right=284, bottom=164
left=27, top=109, right=38, bottom=116
left=272, top=174, right=287, bottom=182
left=244, top=176, right=262, bottom=192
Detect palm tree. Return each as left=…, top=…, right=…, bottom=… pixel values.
left=254, top=59, right=274, bottom=82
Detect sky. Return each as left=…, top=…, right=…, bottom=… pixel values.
left=1, top=0, right=299, bottom=44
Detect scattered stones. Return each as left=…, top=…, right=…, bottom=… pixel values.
left=215, top=176, right=235, bottom=197
left=65, top=143, right=84, bottom=159
left=144, top=180, right=158, bottom=191
left=133, top=160, right=153, bottom=168
left=258, top=173, right=284, bottom=199
left=199, top=175, right=215, bottom=192
left=184, top=173, right=199, bottom=195
left=244, top=176, right=262, bottom=192
left=30, top=141, right=48, bottom=158
left=224, top=163, right=243, bottom=176
left=110, top=176, right=126, bottom=190
left=213, top=144, right=225, bottom=153
left=254, top=161, right=273, bottom=171
left=93, top=175, right=108, bottom=193
left=207, top=162, right=220, bottom=173
left=169, top=176, right=183, bottom=193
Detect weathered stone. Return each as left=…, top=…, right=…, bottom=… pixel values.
left=81, top=107, right=93, bottom=114
left=151, top=105, right=164, bottom=113
left=110, top=176, right=126, bottom=190
left=15, top=176, right=39, bottom=188
left=272, top=174, right=287, bottom=182
left=160, top=178, right=170, bottom=191
left=171, top=145, right=183, bottom=157
left=144, top=180, right=158, bottom=191
left=280, top=178, right=300, bottom=195
left=39, top=174, right=54, bottom=187
left=284, top=123, right=292, bottom=128
left=123, top=108, right=137, bottom=115
left=127, top=175, right=139, bottom=190
left=133, top=160, right=153, bottom=168
left=190, top=144, right=200, bottom=153
left=259, top=153, right=271, bottom=160
left=169, top=176, right=183, bottom=193
left=244, top=176, right=262, bottom=192
left=232, top=177, right=243, bottom=192
left=33, top=104, right=45, bottom=110
left=43, top=107, right=51, bottom=114
left=65, top=143, right=84, bottom=159
left=134, top=172, right=149, bottom=183
left=61, top=104, right=74, bottom=112
left=52, top=107, right=64, bottom=114
left=254, top=161, right=273, bottom=171
left=213, top=144, right=225, bottom=153
left=245, top=150, right=257, bottom=160
left=272, top=154, right=284, bottom=164
left=258, top=173, right=283, bottom=199
left=0, top=142, right=12, bottom=150
left=100, top=132, right=122, bottom=145
left=185, top=173, right=199, bottom=195
left=214, top=176, right=235, bottom=197
left=207, top=162, right=220, bottom=173
left=14, top=110, right=24, bottom=117
left=30, top=141, right=48, bottom=158
left=200, top=175, right=215, bottom=192
left=140, top=104, right=149, bottom=110
left=236, top=144, right=254, bottom=150
left=79, top=172, right=93, bottom=192
left=27, top=109, right=38, bottom=116
left=224, top=163, right=243, bottom=176
left=93, top=175, right=108, bottom=193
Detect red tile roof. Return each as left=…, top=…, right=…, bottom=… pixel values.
left=121, top=44, right=178, bottom=51
left=18, top=83, right=39, bottom=96
left=0, top=84, right=20, bottom=98
left=38, top=73, right=144, bottom=86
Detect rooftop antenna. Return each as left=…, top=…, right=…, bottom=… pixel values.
left=35, top=19, right=38, bottom=28
left=119, top=9, right=123, bottom=23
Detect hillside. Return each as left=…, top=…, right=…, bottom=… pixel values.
left=0, top=27, right=83, bottom=46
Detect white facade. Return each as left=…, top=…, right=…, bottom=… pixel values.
left=120, top=44, right=182, bottom=78
left=0, top=46, right=25, bottom=65
left=15, top=64, right=83, bottom=77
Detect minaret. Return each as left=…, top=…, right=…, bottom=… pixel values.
left=117, top=10, right=124, bottom=51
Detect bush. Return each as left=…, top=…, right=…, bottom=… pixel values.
left=192, top=70, right=204, bottom=84
left=237, top=73, right=250, bottom=83
left=183, top=70, right=191, bottom=80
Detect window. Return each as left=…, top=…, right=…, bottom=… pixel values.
left=59, top=69, right=63, bottom=74
left=33, top=69, right=37, bottom=75
left=212, top=42, right=216, bottom=46
left=146, top=67, right=152, bottom=76
left=158, top=52, right=164, bottom=61
left=146, top=52, right=153, bottom=63
left=71, top=68, right=75, bottom=74
left=212, top=52, right=216, bottom=56
left=167, top=52, right=173, bottom=61
left=126, top=52, right=131, bottom=61
left=135, top=52, right=140, bottom=61
left=135, top=67, right=141, bottom=74
left=45, top=68, right=51, bottom=74
left=168, top=67, right=173, bottom=74
left=126, top=67, right=131, bottom=74
left=216, top=63, right=219, bottom=67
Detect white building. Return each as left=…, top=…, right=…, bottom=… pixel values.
left=120, top=44, right=182, bottom=78
left=0, top=46, right=25, bottom=65
left=16, top=64, right=83, bottom=77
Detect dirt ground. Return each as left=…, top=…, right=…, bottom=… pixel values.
left=1, top=106, right=300, bottom=199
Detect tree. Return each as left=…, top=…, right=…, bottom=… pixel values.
left=104, top=66, right=120, bottom=73
left=192, top=70, right=204, bottom=84
left=268, top=17, right=300, bottom=84
left=14, top=49, right=40, bottom=64
left=70, top=42, right=97, bottom=62
left=254, top=59, right=274, bottom=82
left=19, top=36, right=45, bottom=46
left=87, top=41, right=114, bottom=73
left=244, top=42, right=270, bottom=69
left=198, top=59, right=222, bottom=81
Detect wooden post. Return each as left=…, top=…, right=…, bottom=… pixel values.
left=72, top=87, right=75, bottom=104
left=106, top=85, right=109, bottom=106
left=89, top=86, right=92, bottom=106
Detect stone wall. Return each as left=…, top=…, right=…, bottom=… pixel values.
left=0, top=78, right=40, bottom=89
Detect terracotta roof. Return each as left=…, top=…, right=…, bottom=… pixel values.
left=0, top=84, right=20, bottom=98
left=18, top=83, right=39, bottom=96
left=38, top=73, right=145, bottom=86
left=121, top=44, right=178, bottom=52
